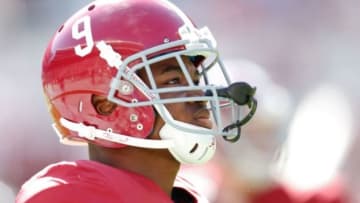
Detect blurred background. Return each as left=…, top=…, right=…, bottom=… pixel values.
left=0, top=0, right=359, bottom=202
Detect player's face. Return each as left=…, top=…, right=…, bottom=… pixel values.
left=138, top=56, right=213, bottom=131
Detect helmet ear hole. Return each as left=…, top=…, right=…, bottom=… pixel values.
left=91, top=94, right=117, bottom=116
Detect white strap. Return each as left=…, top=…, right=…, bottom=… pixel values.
left=58, top=118, right=174, bottom=149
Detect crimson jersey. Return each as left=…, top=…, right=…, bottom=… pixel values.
left=16, top=160, right=208, bottom=203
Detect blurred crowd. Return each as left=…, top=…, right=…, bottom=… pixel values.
left=0, top=0, right=359, bottom=202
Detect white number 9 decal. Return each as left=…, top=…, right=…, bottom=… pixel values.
left=72, top=15, right=94, bottom=57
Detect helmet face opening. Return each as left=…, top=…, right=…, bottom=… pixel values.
left=103, top=36, right=246, bottom=139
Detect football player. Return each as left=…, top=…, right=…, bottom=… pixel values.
left=16, top=0, right=257, bottom=202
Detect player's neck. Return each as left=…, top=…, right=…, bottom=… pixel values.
left=88, top=144, right=180, bottom=196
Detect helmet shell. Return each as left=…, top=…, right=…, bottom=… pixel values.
left=42, top=0, right=196, bottom=147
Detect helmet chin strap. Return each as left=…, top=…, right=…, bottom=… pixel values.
left=56, top=117, right=216, bottom=164
left=160, top=121, right=216, bottom=164
left=155, top=104, right=217, bottom=164
left=56, top=118, right=174, bottom=149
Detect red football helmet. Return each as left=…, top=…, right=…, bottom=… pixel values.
left=42, top=0, right=256, bottom=164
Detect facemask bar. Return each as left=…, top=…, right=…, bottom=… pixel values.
left=198, top=59, right=230, bottom=129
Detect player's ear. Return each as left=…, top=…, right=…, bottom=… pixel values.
left=91, top=94, right=117, bottom=116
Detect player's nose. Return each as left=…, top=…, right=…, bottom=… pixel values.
left=185, top=89, right=207, bottom=106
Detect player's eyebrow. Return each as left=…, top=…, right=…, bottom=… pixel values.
left=160, top=65, right=182, bottom=74
left=161, top=65, right=200, bottom=78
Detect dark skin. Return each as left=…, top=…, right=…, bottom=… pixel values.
left=88, top=56, right=211, bottom=196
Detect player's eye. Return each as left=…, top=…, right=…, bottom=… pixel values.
left=166, top=77, right=181, bottom=85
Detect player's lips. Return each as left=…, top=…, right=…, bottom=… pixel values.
left=193, top=109, right=213, bottom=129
